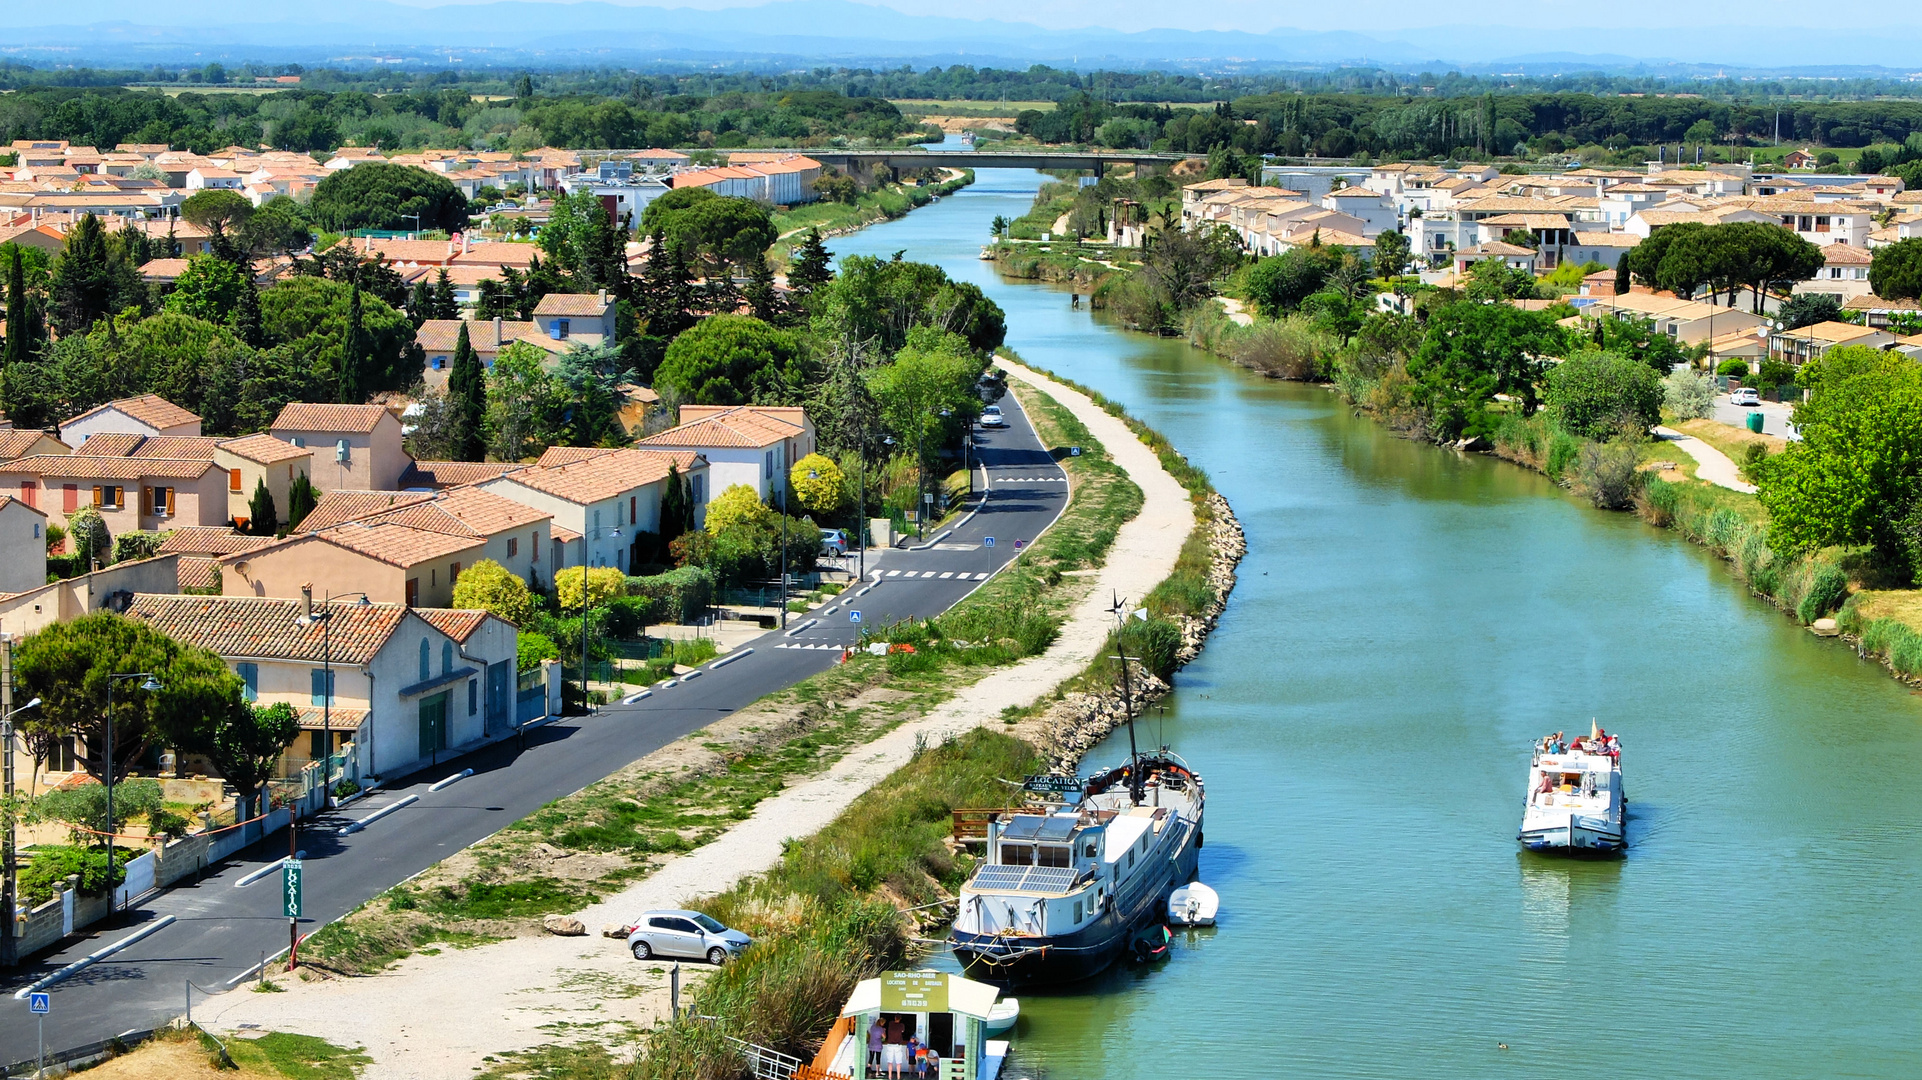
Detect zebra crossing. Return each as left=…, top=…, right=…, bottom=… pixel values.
left=879, top=569, right=992, bottom=580
left=774, top=642, right=855, bottom=650
left=994, top=475, right=1067, bottom=485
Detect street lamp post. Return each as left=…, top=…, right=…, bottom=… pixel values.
left=577, top=528, right=622, bottom=711
left=103, top=672, right=162, bottom=911
left=296, top=588, right=371, bottom=790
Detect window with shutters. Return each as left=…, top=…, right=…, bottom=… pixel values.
left=441, top=640, right=453, bottom=674
left=62, top=484, right=76, bottom=512
left=94, top=486, right=123, bottom=509
left=450, top=562, right=461, bottom=583
left=238, top=662, right=258, bottom=702
left=629, top=495, right=636, bottom=525
left=310, top=668, right=334, bottom=705
left=508, top=537, right=518, bottom=558
left=229, top=468, right=243, bottom=492
left=419, top=639, right=430, bottom=681
left=468, top=678, right=478, bottom=716
left=406, top=577, right=419, bottom=606
left=18, top=480, right=35, bottom=508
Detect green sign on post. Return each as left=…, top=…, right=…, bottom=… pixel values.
left=283, top=859, right=303, bottom=918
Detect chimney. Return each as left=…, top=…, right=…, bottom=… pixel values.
left=598, top=288, right=607, bottom=307
left=494, top=316, right=503, bottom=345
left=301, top=583, right=314, bottom=622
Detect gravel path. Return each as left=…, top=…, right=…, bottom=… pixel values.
left=1654, top=425, right=1757, bottom=494
left=204, top=360, right=1195, bottom=1078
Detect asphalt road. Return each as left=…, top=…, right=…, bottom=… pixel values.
left=0, top=391, right=1071, bottom=1065
left=1708, top=395, right=1799, bottom=439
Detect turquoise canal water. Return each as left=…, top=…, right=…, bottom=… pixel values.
left=829, top=162, right=1922, bottom=1078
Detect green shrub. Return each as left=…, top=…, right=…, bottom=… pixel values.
left=1573, top=440, right=1642, bottom=510
left=627, top=566, right=716, bottom=623
left=600, top=595, right=659, bottom=640
left=18, top=844, right=136, bottom=902
left=517, top=630, right=560, bottom=673
left=148, top=808, right=191, bottom=840
left=1545, top=431, right=1582, bottom=480
left=1796, top=563, right=1850, bottom=624
left=1717, top=358, right=1750, bottom=376
left=1544, top=350, right=1663, bottom=440
left=34, top=778, right=161, bottom=840
left=1119, top=617, right=1184, bottom=681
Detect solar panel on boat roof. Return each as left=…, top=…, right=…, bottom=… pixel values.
left=972, top=865, right=1080, bottom=894
left=999, top=814, right=1079, bottom=842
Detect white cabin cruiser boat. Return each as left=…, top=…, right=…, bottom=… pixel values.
left=1168, top=882, right=1218, bottom=926
left=1519, top=728, right=1624, bottom=856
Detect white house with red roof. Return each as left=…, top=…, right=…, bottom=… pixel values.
left=637, top=405, right=815, bottom=506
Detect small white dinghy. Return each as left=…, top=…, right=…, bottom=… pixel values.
left=984, top=998, right=1020, bottom=1036
left=1167, top=882, right=1219, bottom=927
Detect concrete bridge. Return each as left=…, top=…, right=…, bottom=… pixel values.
left=804, top=149, right=1194, bottom=176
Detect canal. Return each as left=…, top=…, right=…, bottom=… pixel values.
left=828, top=164, right=1922, bottom=1078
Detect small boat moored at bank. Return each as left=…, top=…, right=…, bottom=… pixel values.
left=1519, top=725, right=1624, bottom=856
left=1168, top=882, right=1218, bottom=926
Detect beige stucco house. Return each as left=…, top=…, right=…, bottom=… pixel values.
left=270, top=403, right=408, bottom=493
left=58, top=394, right=202, bottom=448
left=126, top=594, right=519, bottom=781
left=213, top=433, right=314, bottom=530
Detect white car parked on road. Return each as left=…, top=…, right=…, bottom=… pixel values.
left=1730, top=387, right=1760, bottom=406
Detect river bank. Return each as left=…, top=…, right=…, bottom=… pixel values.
left=771, top=169, right=974, bottom=262
left=205, top=359, right=1239, bottom=1078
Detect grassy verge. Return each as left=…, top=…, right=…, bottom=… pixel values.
left=988, top=240, right=1123, bottom=288
left=80, top=1027, right=370, bottom=1080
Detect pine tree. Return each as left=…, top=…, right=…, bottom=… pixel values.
left=246, top=476, right=279, bottom=536
left=339, top=272, right=365, bottom=404
left=433, top=269, right=459, bottom=319
left=788, top=227, right=833, bottom=302
left=448, top=321, right=487, bottom=461
left=286, top=472, right=319, bottom=531
left=4, top=247, right=30, bottom=367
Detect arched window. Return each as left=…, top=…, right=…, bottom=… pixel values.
left=442, top=641, right=453, bottom=674
left=419, top=639, right=430, bottom=681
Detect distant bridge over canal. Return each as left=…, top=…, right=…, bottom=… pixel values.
left=803, top=149, right=1195, bottom=175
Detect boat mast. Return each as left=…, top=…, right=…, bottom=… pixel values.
left=1111, top=592, right=1142, bottom=806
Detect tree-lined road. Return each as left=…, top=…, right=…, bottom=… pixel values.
left=0, top=393, right=1070, bottom=1066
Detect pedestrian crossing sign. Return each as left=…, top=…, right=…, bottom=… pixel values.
left=850, top=611, right=862, bottom=624
left=984, top=537, right=995, bottom=548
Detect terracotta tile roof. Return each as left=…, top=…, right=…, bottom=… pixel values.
left=0, top=454, right=217, bottom=481
left=297, top=490, right=435, bottom=532
left=1462, top=241, right=1537, bottom=257
left=140, top=257, right=191, bottom=281
left=218, top=432, right=311, bottom=465
left=415, top=319, right=559, bottom=355
left=1481, top=212, right=1574, bottom=230
left=159, top=527, right=278, bottom=556
left=1571, top=232, right=1642, bottom=248
left=550, top=524, right=581, bottom=543
left=1821, top=243, right=1873, bottom=266
left=272, top=403, right=392, bottom=433
left=125, top=436, right=223, bottom=460
left=0, top=429, right=63, bottom=458
left=294, top=706, right=370, bottom=731
left=177, top=556, right=221, bottom=590
left=498, top=449, right=700, bottom=505
left=639, top=406, right=805, bottom=450
left=73, top=432, right=148, bottom=456
left=451, top=244, right=540, bottom=268
left=535, top=446, right=617, bottom=468
left=1844, top=293, right=1922, bottom=312
left=417, top=607, right=490, bottom=640
left=397, top=460, right=529, bottom=489
left=62, top=394, right=200, bottom=432
left=366, top=486, right=551, bottom=538
left=0, top=493, right=44, bottom=518
left=315, top=520, right=485, bottom=567
left=126, top=593, right=408, bottom=664
left=1778, top=319, right=1884, bottom=342
left=532, top=292, right=612, bottom=317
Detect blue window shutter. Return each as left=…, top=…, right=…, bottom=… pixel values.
left=442, top=641, right=453, bottom=674
left=239, top=663, right=258, bottom=702
left=310, top=668, right=326, bottom=705
left=419, top=639, right=431, bottom=681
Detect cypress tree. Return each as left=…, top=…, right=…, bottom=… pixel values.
left=743, top=254, right=783, bottom=325
left=286, top=472, right=318, bottom=531
left=4, top=247, right=28, bottom=367
left=659, top=461, right=689, bottom=560
left=1614, top=253, right=1631, bottom=297
left=339, top=272, right=365, bottom=404
left=447, top=320, right=486, bottom=461
left=233, top=280, right=263, bottom=348
left=246, top=476, right=279, bottom=536
left=408, top=279, right=434, bottom=328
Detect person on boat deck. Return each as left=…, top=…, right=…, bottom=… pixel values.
left=1538, top=771, right=1555, bottom=796
left=867, top=1019, right=885, bottom=1071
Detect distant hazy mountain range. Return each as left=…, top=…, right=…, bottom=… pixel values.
left=11, top=0, right=1922, bottom=74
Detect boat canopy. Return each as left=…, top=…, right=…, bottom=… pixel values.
left=840, top=972, right=1001, bottom=1021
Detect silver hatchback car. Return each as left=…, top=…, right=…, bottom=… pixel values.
left=623, top=909, right=752, bottom=964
